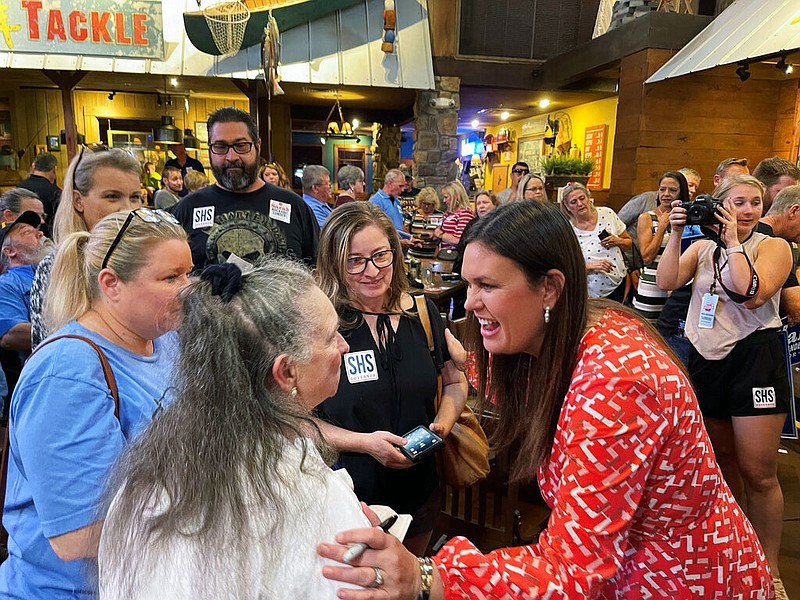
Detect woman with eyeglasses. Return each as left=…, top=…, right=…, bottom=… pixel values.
left=0, top=209, right=191, bottom=598
left=29, top=147, right=145, bottom=349
left=314, top=202, right=468, bottom=556
left=517, top=173, right=547, bottom=202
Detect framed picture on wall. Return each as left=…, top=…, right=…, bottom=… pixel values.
left=195, top=122, right=208, bottom=143
left=517, top=136, right=545, bottom=172
left=46, top=135, right=61, bottom=152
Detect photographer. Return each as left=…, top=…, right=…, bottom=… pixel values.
left=656, top=173, right=792, bottom=595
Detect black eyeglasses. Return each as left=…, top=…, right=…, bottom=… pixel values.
left=71, top=144, right=110, bottom=192
left=209, top=141, right=254, bottom=155
left=101, top=208, right=180, bottom=270
left=512, top=168, right=529, bottom=175
left=346, top=248, right=395, bottom=274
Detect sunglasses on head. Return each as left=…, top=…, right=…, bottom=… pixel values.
left=101, top=207, right=179, bottom=270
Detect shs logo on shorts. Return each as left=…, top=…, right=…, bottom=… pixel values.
left=752, top=387, right=777, bottom=409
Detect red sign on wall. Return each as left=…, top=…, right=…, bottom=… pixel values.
left=584, top=125, right=607, bottom=189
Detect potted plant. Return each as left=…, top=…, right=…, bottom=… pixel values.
left=540, top=153, right=595, bottom=202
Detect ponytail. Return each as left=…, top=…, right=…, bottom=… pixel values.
left=44, top=231, right=95, bottom=332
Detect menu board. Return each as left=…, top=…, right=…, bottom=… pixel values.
left=583, top=125, right=607, bottom=189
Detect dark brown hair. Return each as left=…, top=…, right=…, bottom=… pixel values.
left=463, top=201, right=587, bottom=480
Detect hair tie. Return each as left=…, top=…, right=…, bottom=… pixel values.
left=200, top=263, right=244, bottom=302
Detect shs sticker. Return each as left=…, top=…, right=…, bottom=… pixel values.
left=193, top=206, right=215, bottom=229
left=345, top=350, right=378, bottom=384
left=752, top=387, right=777, bottom=409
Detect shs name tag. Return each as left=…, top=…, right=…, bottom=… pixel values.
left=193, top=206, right=215, bottom=229
left=345, top=350, right=378, bottom=384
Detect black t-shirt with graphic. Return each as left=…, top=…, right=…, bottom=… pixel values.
left=172, top=182, right=320, bottom=271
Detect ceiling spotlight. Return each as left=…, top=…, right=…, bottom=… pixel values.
left=169, top=77, right=179, bottom=87
left=471, top=119, right=479, bottom=128
left=320, top=137, right=326, bottom=145
left=477, top=108, right=488, bottom=114
left=735, top=62, right=750, bottom=82
left=107, top=91, right=116, bottom=101
left=500, top=111, right=510, bottom=120
left=352, top=118, right=360, bottom=130
left=777, top=56, right=793, bottom=75
left=538, top=99, right=550, bottom=109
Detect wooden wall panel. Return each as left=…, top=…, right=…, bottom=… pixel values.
left=609, top=48, right=787, bottom=210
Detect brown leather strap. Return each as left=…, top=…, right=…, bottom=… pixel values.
left=414, top=295, right=444, bottom=411
left=0, top=334, right=119, bottom=544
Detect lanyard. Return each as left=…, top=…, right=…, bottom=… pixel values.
left=711, top=241, right=759, bottom=303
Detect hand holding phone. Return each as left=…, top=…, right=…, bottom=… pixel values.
left=598, top=229, right=611, bottom=241
left=397, top=425, right=444, bottom=462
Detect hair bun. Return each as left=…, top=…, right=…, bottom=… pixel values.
left=201, top=263, right=244, bottom=302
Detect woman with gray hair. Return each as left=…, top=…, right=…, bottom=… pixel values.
left=29, top=147, right=144, bottom=348
left=335, top=164, right=366, bottom=208
left=99, top=259, right=370, bottom=599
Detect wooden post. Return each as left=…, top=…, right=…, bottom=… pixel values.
left=43, top=71, right=87, bottom=163
left=231, top=79, right=271, bottom=160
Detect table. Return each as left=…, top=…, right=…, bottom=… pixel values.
left=412, top=280, right=467, bottom=315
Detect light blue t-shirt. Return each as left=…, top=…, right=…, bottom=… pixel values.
left=369, top=190, right=411, bottom=239
left=0, top=321, right=178, bottom=600
left=0, top=265, right=35, bottom=338
left=302, top=193, right=333, bottom=229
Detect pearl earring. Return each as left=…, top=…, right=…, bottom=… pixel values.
left=544, top=306, right=551, bottom=324
left=290, top=387, right=298, bottom=398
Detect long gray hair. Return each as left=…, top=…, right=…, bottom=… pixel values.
left=101, top=258, right=333, bottom=596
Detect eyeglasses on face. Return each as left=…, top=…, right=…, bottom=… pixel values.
left=346, top=248, right=395, bottom=274
left=512, top=168, right=529, bottom=175
left=209, top=141, right=254, bottom=155
left=101, top=207, right=180, bottom=270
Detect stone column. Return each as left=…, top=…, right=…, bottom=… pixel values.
left=413, top=76, right=460, bottom=190
left=371, top=123, right=401, bottom=191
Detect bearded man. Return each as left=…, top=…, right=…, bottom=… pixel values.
left=0, top=211, right=53, bottom=357
left=172, top=107, right=319, bottom=271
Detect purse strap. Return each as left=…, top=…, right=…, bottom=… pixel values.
left=0, top=334, right=120, bottom=541
left=414, top=295, right=444, bottom=411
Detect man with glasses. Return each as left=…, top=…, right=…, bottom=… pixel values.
left=301, top=165, right=333, bottom=228
left=497, top=161, right=529, bottom=204
left=172, top=107, right=319, bottom=270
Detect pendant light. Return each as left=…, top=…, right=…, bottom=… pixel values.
left=183, top=128, right=200, bottom=150
left=155, top=75, right=183, bottom=145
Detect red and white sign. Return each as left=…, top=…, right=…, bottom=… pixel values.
left=583, top=125, right=607, bottom=189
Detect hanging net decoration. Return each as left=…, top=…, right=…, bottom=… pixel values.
left=203, top=1, right=251, bottom=55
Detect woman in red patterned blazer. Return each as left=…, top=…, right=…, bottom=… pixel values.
left=318, top=201, right=774, bottom=599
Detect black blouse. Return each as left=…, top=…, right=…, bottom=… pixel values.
left=316, top=298, right=449, bottom=513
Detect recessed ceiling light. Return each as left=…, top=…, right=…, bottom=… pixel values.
left=538, top=99, right=550, bottom=108
left=470, top=119, right=479, bottom=128
left=169, top=78, right=178, bottom=87
left=500, top=111, right=510, bottom=120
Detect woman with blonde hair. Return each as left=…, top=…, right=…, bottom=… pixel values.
left=29, top=147, right=144, bottom=348
left=658, top=173, right=793, bottom=596
left=260, top=161, right=291, bottom=190
left=433, top=180, right=473, bottom=253
left=561, top=182, right=631, bottom=301
left=0, top=208, right=191, bottom=598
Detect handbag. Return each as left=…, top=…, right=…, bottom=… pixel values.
left=415, top=295, right=490, bottom=488
left=0, top=334, right=120, bottom=550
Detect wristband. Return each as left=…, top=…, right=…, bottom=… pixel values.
left=726, top=244, right=744, bottom=254
left=417, top=557, right=434, bottom=600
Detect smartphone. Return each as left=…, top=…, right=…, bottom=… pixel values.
left=398, top=425, right=444, bottom=462
left=598, top=229, right=611, bottom=240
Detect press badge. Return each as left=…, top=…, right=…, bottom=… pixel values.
left=269, top=200, right=291, bottom=224
left=697, top=293, right=719, bottom=329
left=344, top=350, right=378, bottom=384
left=193, top=206, right=215, bottom=229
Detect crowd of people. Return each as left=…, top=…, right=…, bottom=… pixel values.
left=0, top=103, right=799, bottom=599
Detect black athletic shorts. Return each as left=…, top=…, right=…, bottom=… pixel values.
left=688, top=328, right=791, bottom=418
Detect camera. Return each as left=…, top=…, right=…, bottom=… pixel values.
left=679, top=194, right=723, bottom=226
